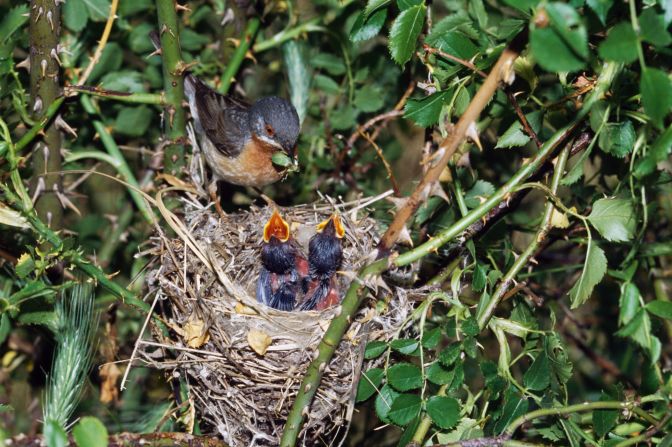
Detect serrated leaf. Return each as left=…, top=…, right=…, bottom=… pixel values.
left=599, top=120, right=635, bottom=158
left=356, top=368, right=385, bottom=402
left=616, top=308, right=659, bottom=362
left=421, top=327, right=441, bottom=349
left=115, top=106, right=153, bottom=137
left=434, top=32, right=479, bottom=60
left=461, top=317, right=479, bottom=337
left=464, top=180, right=495, bottom=209
left=64, top=0, right=89, bottom=32
left=593, top=393, right=618, bottom=438
left=646, top=300, right=672, bottom=320
left=493, top=388, right=529, bottom=434
left=389, top=4, right=426, bottom=66
left=387, top=363, right=423, bottom=391
left=640, top=8, right=672, bottom=47
left=435, top=418, right=484, bottom=443
left=18, top=311, right=57, bottom=332
left=314, top=74, right=341, bottom=94
left=44, top=420, right=68, bottom=447
left=390, top=338, right=420, bottom=355
left=426, top=362, right=455, bottom=385
left=523, top=352, right=551, bottom=391
left=72, top=417, right=108, bottom=447
left=404, top=91, right=451, bottom=127
left=545, top=333, right=573, bottom=384
left=0, top=314, right=10, bottom=345
left=365, top=341, right=388, bottom=359
left=426, top=396, right=460, bottom=429
left=640, top=67, right=672, bottom=129
left=100, top=70, right=145, bottom=93
left=388, top=393, right=422, bottom=426
left=354, top=85, right=385, bottom=113
left=88, top=43, right=123, bottom=83
left=496, top=111, right=542, bottom=148
left=569, top=240, right=607, bottom=308
left=472, top=263, right=487, bottom=292
left=619, top=282, right=640, bottom=326
left=365, top=0, right=392, bottom=16
left=425, top=13, right=476, bottom=45
left=311, top=53, right=346, bottom=76
left=598, top=22, right=638, bottom=63
left=350, top=9, right=387, bottom=43
left=397, top=0, right=422, bottom=9
left=530, top=3, right=588, bottom=72
left=83, top=0, right=110, bottom=21
left=587, top=0, right=613, bottom=25
left=0, top=5, right=29, bottom=43
left=439, top=343, right=461, bottom=367
left=588, top=198, right=636, bottom=242
left=449, top=362, right=465, bottom=391
left=181, top=29, right=209, bottom=51
left=503, top=0, right=539, bottom=13
left=375, top=384, right=399, bottom=423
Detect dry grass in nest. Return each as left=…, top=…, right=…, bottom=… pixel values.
left=139, top=194, right=417, bottom=446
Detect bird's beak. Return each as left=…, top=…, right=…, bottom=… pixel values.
left=263, top=209, right=290, bottom=243
left=316, top=214, right=345, bottom=239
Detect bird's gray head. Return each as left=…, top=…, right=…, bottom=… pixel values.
left=249, top=96, right=301, bottom=157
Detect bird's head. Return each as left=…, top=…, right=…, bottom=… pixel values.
left=316, top=214, right=345, bottom=239
left=249, top=97, right=300, bottom=170
left=263, top=209, right=290, bottom=243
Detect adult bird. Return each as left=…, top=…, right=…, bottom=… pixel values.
left=257, top=210, right=308, bottom=311
left=149, top=32, right=300, bottom=209
left=299, top=214, right=345, bottom=311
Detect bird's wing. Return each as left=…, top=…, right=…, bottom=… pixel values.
left=186, top=75, right=251, bottom=158
left=256, top=267, right=273, bottom=306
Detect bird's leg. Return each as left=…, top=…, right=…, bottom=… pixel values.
left=208, top=181, right=227, bottom=219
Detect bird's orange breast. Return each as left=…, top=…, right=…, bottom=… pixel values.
left=202, top=137, right=284, bottom=187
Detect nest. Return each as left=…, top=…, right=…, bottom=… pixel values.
left=142, top=197, right=416, bottom=446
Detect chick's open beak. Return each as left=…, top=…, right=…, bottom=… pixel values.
left=316, top=214, right=345, bottom=239
left=263, top=210, right=290, bottom=243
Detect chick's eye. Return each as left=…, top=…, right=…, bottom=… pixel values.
left=265, top=124, right=275, bottom=137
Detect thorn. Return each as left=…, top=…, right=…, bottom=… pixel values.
left=466, top=121, right=483, bottom=151
left=429, top=181, right=450, bottom=202
left=33, top=96, right=43, bottom=114
left=50, top=48, right=62, bottom=66
left=46, top=10, right=54, bottom=30
left=56, top=43, right=72, bottom=56
left=147, top=48, right=162, bottom=58
left=54, top=185, right=81, bottom=216
left=220, top=7, right=234, bottom=26
left=55, top=0, right=66, bottom=5
left=501, top=58, right=516, bottom=85
left=35, top=6, right=43, bottom=22
left=398, top=225, right=414, bottom=247
left=21, top=12, right=30, bottom=17
left=175, top=3, right=191, bottom=11
left=55, top=115, right=78, bottom=138
left=16, top=57, right=30, bottom=71
left=40, top=59, right=48, bottom=77
left=386, top=195, right=408, bottom=212
left=31, top=176, right=45, bottom=205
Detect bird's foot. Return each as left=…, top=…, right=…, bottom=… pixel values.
left=208, top=181, right=226, bottom=220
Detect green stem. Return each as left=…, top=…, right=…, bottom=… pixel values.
left=14, top=97, right=65, bottom=154
left=412, top=384, right=448, bottom=444
left=80, top=95, right=155, bottom=224
left=218, top=18, right=261, bottom=94
left=68, top=86, right=166, bottom=105
left=97, top=204, right=134, bottom=266
left=476, top=145, right=570, bottom=330
left=252, top=18, right=324, bottom=53
left=155, top=0, right=187, bottom=175
left=29, top=0, right=63, bottom=231
left=505, top=401, right=656, bottom=436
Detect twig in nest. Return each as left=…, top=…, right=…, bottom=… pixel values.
left=358, top=130, right=400, bottom=196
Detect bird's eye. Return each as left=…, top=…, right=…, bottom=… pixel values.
left=265, top=124, right=275, bottom=137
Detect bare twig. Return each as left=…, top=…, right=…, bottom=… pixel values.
left=423, top=44, right=487, bottom=78
left=507, top=90, right=542, bottom=148
left=359, top=130, right=400, bottom=195
left=77, top=0, right=120, bottom=86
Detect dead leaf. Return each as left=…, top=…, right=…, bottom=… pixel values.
left=235, top=302, right=258, bottom=315
left=184, top=315, right=210, bottom=348
left=549, top=206, right=570, bottom=229
left=99, top=363, right=121, bottom=404
left=247, top=329, right=272, bottom=356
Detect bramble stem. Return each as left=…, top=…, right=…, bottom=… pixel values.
left=253, top=18, right=324, bottom=53
left=14, top=97, right=64, bottom=154
left=155, top=0, right=187, bottom=175
left=67, top=85, right=166, bottom=105
left=218, top=18, right=260, bottom=94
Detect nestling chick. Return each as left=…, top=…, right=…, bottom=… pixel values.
left=256, top=210, right=308, bottom=311
left=299, top=214, right=345, bottom=311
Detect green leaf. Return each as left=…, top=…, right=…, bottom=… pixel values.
left=100, top=70, right=145, bottom=93
left=635, top=126, right=672, bottom=177
left=587, top=0, right=613, bottom=25
left=115, top=106, right=153, bottom=137
left=83, top=0, right=110, bottom=21
left=588, top=198, right=636, bottom=242
left=449, top=362, right=465, bottom=391
left=426, top=362, right=455, bottom=385
left=599, top=120, right=636, bottom=158
left=350, top=9, right=388, bottom=43
left=545, top=333, right=573, bottom=384
left=0, top=314, right=10, bottom=345
left=365, top=340, right=388, bottom=359
left=569, top=240, right=607, bottom=308
left=0, top=5, right=29, bottom=43
left=646, top=300, right=672, bottom=320
left=593, top=393, right=618, bottom=438
left=354, top=85, right=385, bottom=113
left=63, top=0, right=89, bottom=32
left=439, top=343, right=461, bottom=367
left=461, top=317, right=479, bottom=337
left=495, top=111, right=542, bottom=148
left=390, top=338, right=420, bottom=355
left=530, top=3, right=588, bottom=72
left=640, top=8, right=672, bottom=47
left=397, top=0, right=423, bottom=9
left=73, top=417, right=108, bottom=447
left=128, top=23, right=155, bottom=53
left=271, top=151, right=293, bottom=168
left=356, top=368, right=385, bottom=402
left=503, top=0, right=539, bottom=13
left=88, top=43, right=123, bottom=83
left=619, top=282, right=640, bottom=326
left=15, top=253, right=35, bottom=279
left=118, top=0, right=153, bottom=15
left=365, top=0, right=392, bottom=16
left=388, top=393, right=422, bottom=426
left=426, top=13, right=478, bottom=46
left=598, top=22, right=639, bottom=63
left=375, top=384, right=400, bottom=423
left=389, top=4, right=426, bottom=65
left=404, top=91, right=451, bottom=127
left=311, top=53, right=346, bottom=76
left=330, top=105, right=358, bottom=130
left=523, top=352, right=551, bottom=391
left=640, top=67, right=672, bottom=129
left=44, top=420, right=68, bottom=447
left=283, top=40, right=310, bottom=124
left=314, top=74, right=341, bottom=94
left=387, top=362, right=423, bottom=391
left=616, top=308, right=658, bottom=361
left=426, top=396, right=460, bottom=429
left=421, top=327, right=441, bottom=349
left=180, top=29, right=209, bottom=51
left=18, top=312, right=57, bottom=332
left=464, top=180, right=495, bottom=209
left=10, top=280, right=56, bottom=304
left=472, top=263, right=487, bottom=292
left=493, top=388, right=529, bottom=434
left=434, top=32, right=479, bottom=60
